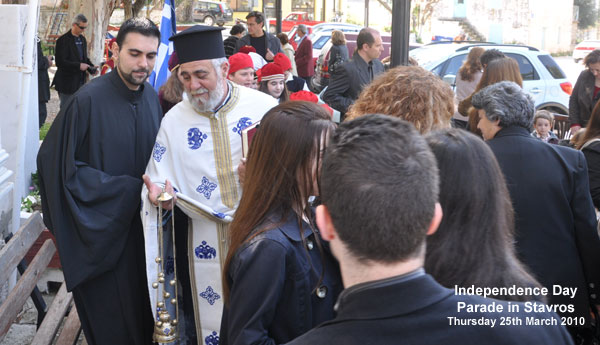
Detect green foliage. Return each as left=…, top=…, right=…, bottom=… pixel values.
left=575, top=0, right=598, bottom=29
left=39, top=123, right=51, bottom=141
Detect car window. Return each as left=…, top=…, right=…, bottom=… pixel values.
left=431, top=62, right=444, bottom=76
left=505, top=53, right=539, bottom=81
left=313, top=35, right=330, bottom=49
left=198, top=2, right=207, bottom=9
left=289, top=14, right=298, bottom=20
left=537, top=55, right=566, bottom=79
left=209, top=3, right=219, bottom=10
left=442, top=54, right=467, bottom=77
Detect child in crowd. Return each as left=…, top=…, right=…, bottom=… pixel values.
left=258, top=63, right=289, bottom=102
left=531, top=110, right=559, bottom=144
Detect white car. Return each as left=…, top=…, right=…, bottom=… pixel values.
left=410, top=43, right=572, bottom=114
left=572, top=40, right=600, bottom=63
left=292, top=23, right=361, bottom=60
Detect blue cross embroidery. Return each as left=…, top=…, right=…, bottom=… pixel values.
left=188, top=128, right=208, bottom=150
left=200, top=286, right=221, bottom=305
left=153, top=142, right=166, bottom=162
left=232, top=117, right=253, bottom=137
left=205, top=331, right=220, bottom=345
left=196, top=177, right=217, bottom=199
left=164, top=256, right=174, bottom=275
left=195, top=241, right=216, bottom=260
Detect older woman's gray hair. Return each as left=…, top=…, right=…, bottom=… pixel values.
left=471, top=81, right=534, bottom=129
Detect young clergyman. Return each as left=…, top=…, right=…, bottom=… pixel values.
left=37, top=17, right=162, bottom=345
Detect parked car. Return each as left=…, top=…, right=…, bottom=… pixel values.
left=288, top=22, right=361, bottom=50
left=410, top=42, right=572, bottom=114
left=573, top=40, right=600, bottom=63
left=311, top=32, right=393, bottom=93
left=268, top=12, right=323, bottom=34
left=192, top=1, right=233, bottom=26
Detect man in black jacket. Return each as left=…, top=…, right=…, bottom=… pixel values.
left=473, top=81, right=600, bottom=344
left=52, top=14, right=97, bottom=109
left=323, top=28, right=384, bottom=118
left=287, top=114, right=573, bottom=345
left=234, top=11, right=281, bottom=62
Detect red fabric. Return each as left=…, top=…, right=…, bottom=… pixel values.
left=258, top=63, right=284, bottom=82
left=295, top=37, right=314, bottom=78
left=595, top=86, right=600, bottom=99
left=100, top=59, right=115, bottom=75
left=168, top=51, right=179, bottom=72
left=290, top=90, right=318, bottom=103
left=273, top=52, right=292, bottom=72
left=290, top=91, right=334, bottom=117
left=228, top=53, right=254, bottom=76
left=239, top=45, right=257, bottom=54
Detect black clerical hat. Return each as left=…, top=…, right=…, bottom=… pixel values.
left=169, top=25, right=225, bottom=64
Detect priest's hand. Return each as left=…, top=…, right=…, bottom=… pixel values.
left=143, top=175, right=177, bottom=210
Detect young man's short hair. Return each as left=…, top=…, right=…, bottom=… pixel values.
left=321, top=114, right=439, bottom=263
left=116, top=17, right=161, bottom=49
left=246, top=11, right=264, bottom=25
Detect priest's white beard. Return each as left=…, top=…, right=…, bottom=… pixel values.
left=186, top=75, right=226, bottom=113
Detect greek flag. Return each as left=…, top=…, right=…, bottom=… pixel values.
left=149, top=0, right=176, bottom=91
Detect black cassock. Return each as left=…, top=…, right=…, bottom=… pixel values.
left=37, top=69, right=161, bottom=345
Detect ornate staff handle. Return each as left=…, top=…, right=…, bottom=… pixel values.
left=153, top=189, right=179, bottom=343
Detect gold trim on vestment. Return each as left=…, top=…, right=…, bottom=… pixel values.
left=209, top=84, right=240, bottom=209
left=188, top=221, right=203, bottom=345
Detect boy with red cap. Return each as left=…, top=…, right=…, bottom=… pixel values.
left=228, top=52, right=256, bottom=89
left=273, top=52, right=309, bottom=93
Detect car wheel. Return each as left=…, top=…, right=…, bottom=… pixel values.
left=203, top=16, right=215, bottom=26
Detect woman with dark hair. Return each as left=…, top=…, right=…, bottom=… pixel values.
left=576, top=101, right=600, bottom=209
left=452, top=47, right=484, bottom=129
left=220, top=101, right=342, bottom=345
left=425, top=129, right=543, bottom=302
left=570, top=49, right=600, bottom=133
left=258, top=62, right=290, bottom=102
left=458, top=57, right=523, bottom=135
left=328, top=30, right=348, bottom=76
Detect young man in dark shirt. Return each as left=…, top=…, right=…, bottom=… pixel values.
left=234, top=11, right=282, bottom=62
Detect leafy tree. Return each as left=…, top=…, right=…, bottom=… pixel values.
left=575, top=0, right=598, bottom=30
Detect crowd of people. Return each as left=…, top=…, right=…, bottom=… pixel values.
left=34, top=11, right=600, bottom=345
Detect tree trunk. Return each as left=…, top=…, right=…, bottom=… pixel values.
left=68, top=0, right=116, bottom=67
left=124, top=0, right=133, bottom=19
left=132, top=0, right=146, bottom=17
left=177, top=0, right=193, bottom=23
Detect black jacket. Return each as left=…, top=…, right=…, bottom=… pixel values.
left=327, top=43, right=348, bottom=75
left=287, top=271, right=574, bottom=345
left=221, top=211, right=342, bottom=345
left=488, top=126, right=600, bottom=325
left=37, top=41, right=50, bottom=103
left=569, top=70, right=600, bottom=128
left=52, top=30, right=94, bottom=94
left=235, top=31, right=282, bottom=61
left=322, top=51, right=384, bottom=114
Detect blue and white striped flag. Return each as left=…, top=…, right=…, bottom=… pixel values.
left=149, top=0, right=177, bottom=91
